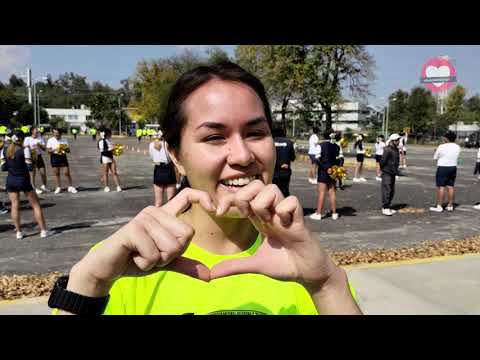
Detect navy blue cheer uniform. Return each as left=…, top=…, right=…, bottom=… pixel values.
left=2, top=146, right=34, bottom=193
left=317, top=141, right=340, bottom=186
left=272, top=136, right=296, bottom=197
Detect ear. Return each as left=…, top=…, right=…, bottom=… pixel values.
left=165, top=143, right=186, bottom=176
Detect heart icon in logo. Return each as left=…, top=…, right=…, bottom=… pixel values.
left=425, top=65, right=451, bottom=87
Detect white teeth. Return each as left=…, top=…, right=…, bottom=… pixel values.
left=222, top=176, right=257, bottom=187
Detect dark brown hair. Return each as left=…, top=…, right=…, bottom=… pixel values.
left=161, top=61, right=273, bottom=151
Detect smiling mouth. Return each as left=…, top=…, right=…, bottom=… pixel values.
left=220, top=174, right=261, bottom=188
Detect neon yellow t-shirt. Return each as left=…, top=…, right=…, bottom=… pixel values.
left=101, top=234, right=319, bottom=315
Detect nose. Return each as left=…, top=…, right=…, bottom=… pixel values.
left=226, top=136, right=255, bottom=167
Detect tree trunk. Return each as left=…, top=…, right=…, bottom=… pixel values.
left=324, top=104, right=333, bottom=131
left=281, top=97, right=289, bottom=132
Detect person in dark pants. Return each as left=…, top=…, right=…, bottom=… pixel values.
left=272, top=127, right=295, bottom=198
left=379, top=133, right=401, bottom=216
left=310, top=129, right=340, bottom=221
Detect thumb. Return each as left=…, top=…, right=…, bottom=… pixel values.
left=210, top=256, right=262, bottom=279
left=164, top=256, right=211, bottom=282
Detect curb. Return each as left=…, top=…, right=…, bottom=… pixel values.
left=341, top=252, right=480, bottom=270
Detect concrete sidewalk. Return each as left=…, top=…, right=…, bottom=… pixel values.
left=1, top=254, right=479, bottom=315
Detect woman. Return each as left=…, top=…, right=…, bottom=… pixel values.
left=98, top=129, right=122, bottom=193
left=46, top=128, right=78, bottom=194
left=334, top=132, right=345, bottom=190
left=49, top=62, right=361, bottom=315
left=309, top=130, right=340, bottom=221
left=24, top=126, right=50, bottom=194
left=149, top=131, right=176, bottom=206
left=353, top=134, right=366, bottom=182
left=374, top=135, right=386, bottom=181
left=1, top=131, right=53, bottom=239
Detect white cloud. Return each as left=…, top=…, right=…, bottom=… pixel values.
left=0, top=45, right=31, bottom=82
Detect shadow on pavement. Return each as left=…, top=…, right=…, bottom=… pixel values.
left=0, top=222, right=37, bottom=233
left=122, top=185, right=147, bottom=191
left=51, top=221, right=96, bottom=233
left=391, top=203, right=408, bottom=211
left=19, top=203, right=56, bottom=211
left=77, top=186, right=102, bottom=192
left=337, top=207, right=357, bottom=216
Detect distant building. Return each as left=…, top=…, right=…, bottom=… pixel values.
left=45, top=104, right=92, bottom=131
left=271, top=100, right=381, bottom=132
left=448, top=122, right=480, bottom=139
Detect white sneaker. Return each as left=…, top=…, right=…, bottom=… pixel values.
left=176, top=183, right=181, bottom=189
left=310, top=178, right=317, bottom=184
left=40, top=185, right=50, bottom=192
left=474, top=204, right=480, bottom=210
left=375, top=176, right=382, bottom=181
left=35, top=188, right=43, bottom=195
left=332, top=213, right=339, bottom=220
left=309, top=213, right=322, bottom=220
left=54, top=187, right=61, bottom=194
left=382, top=208, right=393, bottom=216
left=360, top=177, right=367, bottom=182
left=116, top=186, right=122, bottom=192
left=16, top=231, right=24, bottom=239
left=390, top=209, right=397, bottom=214
left=104, top=186, right=111, bottom=192
left=353, top=178, right=361, bottom=183
left=68, top=186, right=78, bottom=194
left=429, top=205, right=443, bottom=212
left=446, top=205, right=454, bottom=212
left=40, top=230, right=55, bottom=238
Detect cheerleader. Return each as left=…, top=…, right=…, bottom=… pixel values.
left=23, top=126, right=50, bottom=194
left=1, top=131, right=53, bottom=239
left=46, top=128, right=78, bottom=194
left=149, top=132, right=176, bottom=207
left=374, top=135, right=386, bottom=181
left=353, top=134, right=366, bottom=182
left=334, top=132, right=345, bottom=190
left=98, top=129, right=122, bottom=192
left=310, top=130, right=340, bottom=221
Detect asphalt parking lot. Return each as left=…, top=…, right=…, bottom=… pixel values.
left=0, top=136, right=479, bottom=275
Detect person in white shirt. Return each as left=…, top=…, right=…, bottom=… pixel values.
left=398, top=132, right=408, bottom=169
left=46, top=128, right=78, bottom=194
left=307, top=127, right=320, bottom=184
left=149, top=132, right=176, bottom=207
left=23, top=127, right=50, bottom=194
left=374, top=135, right=386, bottom=181
left=98, top=129, right=122, bottom=193
left=353, top=134, right=366, bottom=182
left=429, top=131, right=461, bottom=212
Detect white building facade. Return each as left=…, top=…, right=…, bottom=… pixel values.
left=271, top=100, right=377, bottom=132
left=45, top=105, right=92, bottom=131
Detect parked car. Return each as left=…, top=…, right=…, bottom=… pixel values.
left=465, top=131, right=480, bottom=148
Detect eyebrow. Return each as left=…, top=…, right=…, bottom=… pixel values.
left=195, top=117, right=267, bottom=130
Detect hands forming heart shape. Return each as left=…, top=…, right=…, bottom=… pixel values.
left=68, top=182, right=339, bottom=298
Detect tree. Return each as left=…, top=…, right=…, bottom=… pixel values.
left=465, top=94, right=480, bottom=113
left=8, top=75, right=26, bottom=88
left=387, top=90, right=409, bottom=132
left=206, top=46, right=231, bottom=64
left=446, top=85, right=466, bottom=121
left=406, top=87, right=436, bottom=133
left=236, top=45, right=309, bottom=130
left=0, top=88, right=22, bottom=125
left=302, top=45, right=375, bottom=131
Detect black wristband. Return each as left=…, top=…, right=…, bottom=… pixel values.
left=48, top=276, right=110, bottom=315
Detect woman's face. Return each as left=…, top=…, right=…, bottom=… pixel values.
left=53, top=130, right=61, bottom=139
left=174, top=79, right=276, bottom=218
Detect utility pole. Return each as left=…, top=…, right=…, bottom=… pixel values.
left=27, top=68, right=32, bottom=105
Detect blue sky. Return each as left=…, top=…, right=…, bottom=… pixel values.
left=1, top=45, right=479, bottom=106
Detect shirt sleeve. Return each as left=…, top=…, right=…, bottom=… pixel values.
left=433, top=147, right=440, bottom=160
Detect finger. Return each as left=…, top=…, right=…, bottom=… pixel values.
left=274, top=196, right=303, bottom=227
left=128, top=226, right=162, bottom=272
left=162, top=188, right=216, bottom=217
left=164, top=256, right=211, bottom=282
left=143, top=206, right=195, bottom=247
left=217, top=180, right=265, bottom=217
left=250, top=184, right=284, bottom=222
left=141, top=211, right=185, bottom=256
left=210, top=256, right=263, bottom=279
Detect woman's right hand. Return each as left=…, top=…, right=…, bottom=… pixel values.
left=67, top=189, right=217, bottom=298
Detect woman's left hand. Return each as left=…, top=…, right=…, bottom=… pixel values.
left=210, top=180, right=339, bottom=294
